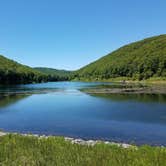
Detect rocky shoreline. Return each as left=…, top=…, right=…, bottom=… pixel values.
left=0, top=131, right=133, bottom=148
left=64, top=137, right=133, bottom=148
left=0, top=131, right=6, bottom=137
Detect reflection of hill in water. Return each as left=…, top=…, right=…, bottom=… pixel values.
left=0, top=94, right=30, bottom=108
left=90, top=93, right=166, bottom=103
left=88, top=93, right=166, bottom=125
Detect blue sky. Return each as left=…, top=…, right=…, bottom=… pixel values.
left=0, top=0, right=165, bottom=70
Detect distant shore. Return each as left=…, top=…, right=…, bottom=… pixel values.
left=81, top=83, right=166, bottom=94
left=81, top=87, right=166, bottom=94
left=73, top=77, right=166, bottom=85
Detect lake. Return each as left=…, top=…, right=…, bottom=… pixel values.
left=0, top=82, right=166, bottom=146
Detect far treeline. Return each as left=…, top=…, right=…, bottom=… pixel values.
left=0, top=34, right=166, bottom=84
left=34, top=67, right=73, bottom=82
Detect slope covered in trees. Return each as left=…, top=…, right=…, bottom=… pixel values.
left=34, top=67, right=72, bottom=81
left=1, top=34, right=166, bottom=84
left=0, top=55, right=48, bottom=84
left=75, top=35, right=166, bottom=81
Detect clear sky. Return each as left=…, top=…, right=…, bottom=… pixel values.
left=0, top=0, right=165, bottom=70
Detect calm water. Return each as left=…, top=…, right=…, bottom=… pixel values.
left=0, top=82, right=166, bottom=146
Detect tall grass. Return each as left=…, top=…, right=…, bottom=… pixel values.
left=0, top=134, right=166, bottom=166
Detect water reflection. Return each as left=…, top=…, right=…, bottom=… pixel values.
left=0, top=94, right=30, bottom=108
left=89, top=93, right=166, bottom=103
left=0, top=82, right=166, bottom=145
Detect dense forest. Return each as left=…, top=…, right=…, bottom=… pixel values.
left=0, top=55, right=73, bottom=84
left=34, top=67, right=72, bottom=81
left=75, top=35, right=166, bottom=81
left=0, top=55, right=49, bottom=84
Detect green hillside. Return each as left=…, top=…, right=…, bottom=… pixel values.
left=34, top=67, right=72, bottom=81
left=0, top=55, right=48, bottom=84
left=75, top=35, right=166, bottom=81
left=1, top=34, right=166, bottom=84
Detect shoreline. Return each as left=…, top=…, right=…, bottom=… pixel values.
left=0, top=131, right=165, bottom=148
left=81, top=86, right=166, bottom=94
left=72, top=79, right=166, bottom=85
left=0, top=131, right=132, bottom=148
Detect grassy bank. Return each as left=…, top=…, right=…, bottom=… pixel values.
left=73, top=77, right=166, bottom=85
left=0, top=134, right=166, bottom=166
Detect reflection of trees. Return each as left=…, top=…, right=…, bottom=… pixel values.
left=89, top=93, right=166, bottom=103
left=88, top=93, right=166, bottom=125
left=0, top=94, right=30, bottom=108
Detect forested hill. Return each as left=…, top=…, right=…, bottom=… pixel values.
left=1, top=34, right=166, bottom=84
left=75, top=34, right=166, bottom=81
left=0, top=55, right=48, bottom=84
left=34, top=67, right=72, bottom=81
